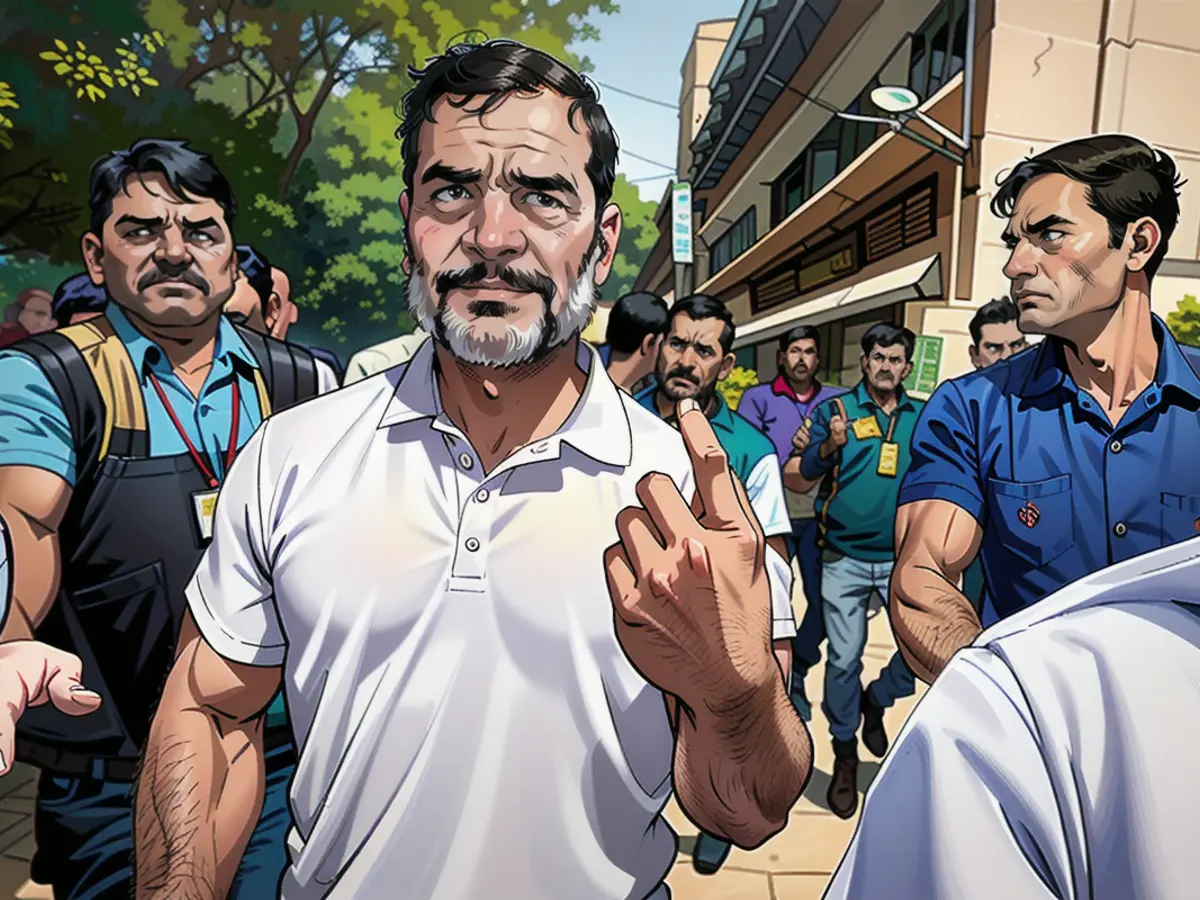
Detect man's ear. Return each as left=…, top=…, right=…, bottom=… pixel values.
left=901, top=360, right=914, bottom=381
left=81, top=233, right=105, bottom=286
left=264, top=291, right=282, bottom=329
left=718, top=352, right=736, bottom=382
left=592, top=203, right=624, bottom=287
left=640, top=332, right=660, bottom=358
left=968, top=344, right=981, bottom=368
left=1127, top=216, right=1162, bottom=273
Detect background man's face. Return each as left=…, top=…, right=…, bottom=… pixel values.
left=401, top=90, right=620, bottom=367
left=268, top=267, right=297, bottom=339
left=17, top=292, right=54, bottom=334
left=84, top=172, right=237, bottom=327
left=1001, top=173, right=1134, bottom=335
left=970, top=320, right=1027, bottom=368
left=860, top=342, right=911, bottom=393
left=224, top=277, right=265, bottom=330
left=779, top=337, right=818, bottom=384
left=655, top=313, right=734, bottom=405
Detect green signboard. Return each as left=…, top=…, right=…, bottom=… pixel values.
left=904, top=334, right=943, bottom=397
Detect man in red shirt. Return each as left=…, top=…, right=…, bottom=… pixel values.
left=0, top=288, right=55, bottom=347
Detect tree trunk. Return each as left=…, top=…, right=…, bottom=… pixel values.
left=278, top=113, right=315, bottom=201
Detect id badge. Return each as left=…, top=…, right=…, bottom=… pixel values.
left=877, top=441, right=900, bottom=477
left=852, top=416, right=882, bottom=440
left=192, top=489, right=219, bottom=542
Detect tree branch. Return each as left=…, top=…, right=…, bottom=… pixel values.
left=0, top=159, right=52, bottom=189
left=0, top=245, right=31, bottom=256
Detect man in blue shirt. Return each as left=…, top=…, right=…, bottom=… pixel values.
left=893, top=134, right=1200, bottom=684
left=0, top=138, right=334, bottom=900
left=737, top=325, right=846, bottom=721
left=789, top=323, right=923, bottom=820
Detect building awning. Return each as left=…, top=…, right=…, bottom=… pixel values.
left=732, top=253, right=942, bottom=349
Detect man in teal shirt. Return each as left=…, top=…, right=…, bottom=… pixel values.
left=637, top=293, right=796, bottom=875
left=788, top=323, right=922, bottom=820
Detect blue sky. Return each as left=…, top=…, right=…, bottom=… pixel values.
left=569, top=0, right=744, bottom=202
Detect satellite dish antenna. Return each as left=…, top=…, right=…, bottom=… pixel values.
left=871, top=85, right=922, bottom=114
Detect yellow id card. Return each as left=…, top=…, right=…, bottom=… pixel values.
left=852, top=416, right=882, bottom=440
left=877, top=441, right=900, bottom=477
left=192, top=489, right=219, bottom=542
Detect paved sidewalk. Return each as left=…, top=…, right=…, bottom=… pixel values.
left=664, top=607, right=926, bottom=900
left=0, top=762, right=38, bottom=900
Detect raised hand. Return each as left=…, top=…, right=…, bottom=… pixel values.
left=828, top=413, right=848, bottom=448
left=0, top=641, right=101, bottom=775
left=603, top=397, right=774, bottom=710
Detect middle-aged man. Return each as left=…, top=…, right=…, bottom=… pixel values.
left=125, top=41, right=810, bottom=900
left=51, top=273, right=108, bottom=328
left=786, top=323, right=922, bottom=820
left=891, top=133, right=1200, bottom=685
left=637, top=293, right=796, bottom=875
left=825, top=532, right=1200, bottom=899
left=738, top=325, right=847, bottom=722
left=0, top=137, right=337, bottom=900
left=605, top=290, right=669, bottom=394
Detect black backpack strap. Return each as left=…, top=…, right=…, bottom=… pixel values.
left=11, top=332, right=106, bottom=485
left=235, top=325, right=320, bottom=413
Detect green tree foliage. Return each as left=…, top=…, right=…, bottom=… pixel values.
left=0, top=0, right=669, bottom=355
left=1167, top=294, right=1200, bottom=347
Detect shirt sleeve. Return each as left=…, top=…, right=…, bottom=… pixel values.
left=0, top=351, right=77, bottom=486
left=824, top=648, right=1072, bottom=900
left=896, top=380, right=985, bottom=521
left=799, top=399, right=835, bottom=481
left=765, top=542, right=797, bottom=641
left=744, top=453, right=791, bottom=538
left=185, top=423, right=286, bottom=667
left=315, top=358, right=340, bottom=393
left=735, top=388, right=766, bottom=430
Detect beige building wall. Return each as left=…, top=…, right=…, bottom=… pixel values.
left=939, top=0, right=1200, bottom=380
left=678, top=20, right=735, bottom=178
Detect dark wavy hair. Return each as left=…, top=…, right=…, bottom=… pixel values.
left=396, top=40, right=619, bottom=212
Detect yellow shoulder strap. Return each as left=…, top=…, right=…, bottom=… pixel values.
left=57, top=317, right=147, bottom=462
left=253, top=368, right=271, bottom=417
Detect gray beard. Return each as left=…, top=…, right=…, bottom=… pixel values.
left=406, top=246, right=602, bottom=368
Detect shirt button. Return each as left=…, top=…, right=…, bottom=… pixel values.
left=1109, top=439, right=1122, bottom=454
left=464, top=537, right=481, bottom=552
left=458, top=452, right=475, bottom=470
left=475, top=489, right=490, bottom=503
left=1113, top=522, right=1127, bottom=537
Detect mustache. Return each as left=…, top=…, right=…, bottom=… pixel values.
left=665, top=366, right=700, bottom=385
left=434, top=262, right=557, bottom=305
left=137, top=262, right=210, bottom=294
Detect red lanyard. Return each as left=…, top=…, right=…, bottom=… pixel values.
left=146, top=373, right=241, bottom=489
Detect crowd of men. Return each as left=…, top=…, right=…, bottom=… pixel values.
left=0, top=36, right=1197, bottom=900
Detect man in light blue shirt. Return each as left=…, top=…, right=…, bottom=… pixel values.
left=0, top=138, right=334, bottom=900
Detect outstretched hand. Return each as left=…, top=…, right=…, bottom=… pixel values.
left=604, top=397, right=774, bottom=710
left=0, top=642, right=101, bottom=775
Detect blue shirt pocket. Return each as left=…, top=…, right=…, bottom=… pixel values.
left=987, top=474, right=1075, bottom=567
left=1160, top=493, right=1200, bottom=546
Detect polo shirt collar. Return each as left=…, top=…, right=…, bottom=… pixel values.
left=105, top=301, right=259, bottom=380
left=770, top=373, right=823, bottom=403
left=1019, top=315, right=1200, bottom=402
left=853, top=379, right=915, bottom=412
left=377, top=338, right=634, bottom=468
left=708, top=392, right=736, bottom=434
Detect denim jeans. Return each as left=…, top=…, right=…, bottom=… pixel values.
left=31, top=741, right=295, bottom=899
left=819, top=553, right=916, bottom=743
left=786, top=518, right=825, bottom=677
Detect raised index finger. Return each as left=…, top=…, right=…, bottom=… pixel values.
left=676, top=397, right=742, bottom=528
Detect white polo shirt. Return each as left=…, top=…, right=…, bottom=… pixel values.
left=186, top=340, right=796, bottom=900
left=825, top=534, right=1200, bottom=900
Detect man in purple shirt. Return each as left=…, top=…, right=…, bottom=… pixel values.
left=738, top=325, right=847, bottom=719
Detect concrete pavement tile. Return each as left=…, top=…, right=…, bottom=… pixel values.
left=722, top=812, right=857, bottom=875
left=666, top=861, right=773, bottom=900
left=2, top=826, right=34, bottom=862
left=772, top=873, right=833, bottom=900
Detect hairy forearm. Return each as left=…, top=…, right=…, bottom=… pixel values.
left=134, top=706, right=266, bottom=899
left=673, top=675, right=811, bottom=848
left=890, top=567, right=982, bottom=683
